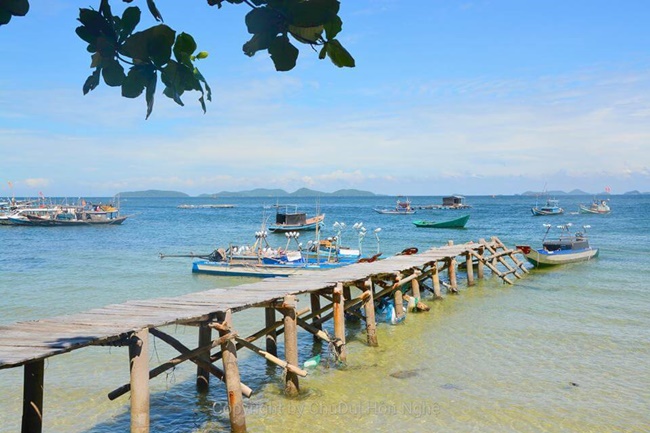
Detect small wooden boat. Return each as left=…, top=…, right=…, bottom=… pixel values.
left=517, top=223, right=598, bottom=267
left=412, top=214, right=470, bottom=228
left=374, top=196, right=416, bottom=215
left=531, top=198, right=564, bottom=216
left=268, top=204, right=324, bottom=232
left=578, top=199, right=610, bottom=214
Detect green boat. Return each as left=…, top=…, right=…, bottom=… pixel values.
left=412, top=214, right=470, bottom=228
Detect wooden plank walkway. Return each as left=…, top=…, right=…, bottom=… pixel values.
left=0, top=242, right=487, bottom=370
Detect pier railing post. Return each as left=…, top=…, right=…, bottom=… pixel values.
left=282, top=295, right=300, bottom=396
left=129, top=328, right=150, bottom=433
left=21, top=360, right=44, bottom=433
left=363, top=279, right=378, bottom=347
left=197, top=322, right=212, bottom=392
left=217, top=310, right=247, bottom=433
left=264, top=307, right=277, bottom=358
left=333, top=283, right=347, bottom=362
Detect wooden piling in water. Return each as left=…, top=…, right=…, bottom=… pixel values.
left=264, top=307, right=277, bottom=358
left=363, top=278, right=378, bottom=347
left=309, top=293, right=322, bottom=338
left=216, top=310, right=246, bottom=433
left=282, top=295, right=300, bottom=397
left=432, top=262, right=443, bottom=298
left=21, top=360, right=44, bottom=433
left=465, top=251, right=475, bottom=286
left=196, top=322, right=212, bottom=392
left=333, top=283, right=347, bottom=362
left=129, top=328, right=150, bottom=433
left=477, top=243, right=485, bottom=279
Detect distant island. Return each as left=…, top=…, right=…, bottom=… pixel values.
left=118, top=188, right=378, bottom=198
left=119, top=190, right=190, bottom=198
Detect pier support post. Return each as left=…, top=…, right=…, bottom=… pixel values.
left=477, top=242, right=485, bottom=279
left=448, top=257, right=458, bottom=293
left=333, top=283, right=347, bottom=362
left=363, top=279, right=378, bottom=347
left=129, top=328, right=150, bottom=433
left=217, top=310, right=246, bottom=433
left=465, top=252, right=475, bottom=286
left=21, top=360, right=44, bottom=433
left=394, top=289, right=405, bottom=318
left=197, top=322, right=212, bottom=392
left=264, top=307, right=277, bottom=358
left=309, top=294, right=322, bottom=338
left=282, top=295, right=300, bottom=396
left=411, top=278, right=421, bottom=310
left=432, top=263, right=443, bottom=299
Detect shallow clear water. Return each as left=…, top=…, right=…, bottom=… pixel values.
left=1, top=195, right=649, bottom=432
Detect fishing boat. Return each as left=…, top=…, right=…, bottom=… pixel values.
left=267, top=204, right=324, bottom=232
left=412, top=214, right=470, bottom=228
left=531, top=198, right=564, bottom=216
left=517, top=223, right=598, bottom=267
left=164, top=221, right=382, bottom=278
left=578, top=199, right=611, bottom=215
left=374, top=197, right=415, bottom=215
left=14, top=202, right=127, bottom=226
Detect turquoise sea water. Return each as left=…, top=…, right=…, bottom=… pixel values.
left=1, top=195, right=649, bottom=432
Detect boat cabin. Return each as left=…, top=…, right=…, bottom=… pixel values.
left=275, top=205, right=307, bottom=226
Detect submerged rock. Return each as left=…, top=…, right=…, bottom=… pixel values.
left=389, top=369, right=419, bottom=379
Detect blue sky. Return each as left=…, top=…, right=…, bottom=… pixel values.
left=1, top=0, right=649, bottom=197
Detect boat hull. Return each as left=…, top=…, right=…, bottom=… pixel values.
left=578, top=205, right=611, bottom=215
left=531, top=207, right=564, bottom=216
left=191, top=260, right=348, bottom=278
left=520, top=247, right=599, bottom=267
left=412, top=214, right=470, bottom=228
left=268, top=215, right=325, bottom=232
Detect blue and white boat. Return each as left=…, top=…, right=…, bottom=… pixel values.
left=517, top=223, right=598, bottom=267
left=531, top=198, right=564, bottom=216
left=267, top=204, right=325, bottom=232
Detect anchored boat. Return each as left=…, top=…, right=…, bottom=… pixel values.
left=412, top=214, right=470, bottom=228
left=531, top=198, right=564, bottom=216
left=578, top=199, right=611, bottom=215
left=517, top=223, right=598, bottom=267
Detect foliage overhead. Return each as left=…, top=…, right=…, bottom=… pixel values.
left=0, top=0, right=354, bottom=118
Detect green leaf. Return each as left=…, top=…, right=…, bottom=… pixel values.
left=119, top=7, right=141, bottom=42
left=243, top=32, right=275, bottom=57
left=121, top=24, right=175, bottom=67
left=2, top=0, right=29, bottom=16
left=318, top=45, right=326, bottom=60
left=82, top=68, right=101, bottom=95
left=122, top=65, right=153, bottom=98
left=99, top=0, right=112, bottom=19
left=288, top=24, right=323, bottom=44
left=323, top=15, right=342, bottom=40
left=268, top=35, right=298, bottom=72
left=0, top=9, right=12, bottom=25
left=194, top=67, right=212, bottom=102
left=145, top=70, right=157, bottom=119
left=146, top=0, right=163, bottom=22
left=288, top=0, right=339, bottom=27
left=173, top=32, right=197, bottom=68
left=75, top=25, right=95, bottom=44
left=325, top=39, right=354, bottom=67
left=245, top=7, right=283, bottom=35
left=102, top=58, right=125, bottom=87
left=78, top=8, right=113, bottom=39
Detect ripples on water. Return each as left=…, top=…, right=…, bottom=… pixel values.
left=1, top=195, right=649, bottom=432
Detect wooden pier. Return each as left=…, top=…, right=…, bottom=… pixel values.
left=0, top=237, right=528, bottom=433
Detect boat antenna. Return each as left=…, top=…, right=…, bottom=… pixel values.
left=542, top=223, right=552, bottom=242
